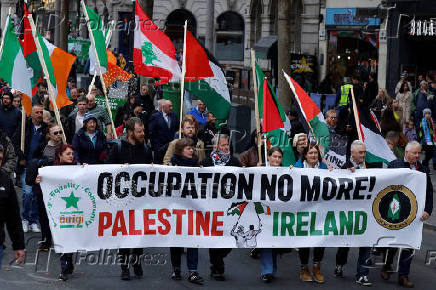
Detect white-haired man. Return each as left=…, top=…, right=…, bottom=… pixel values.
left=381, top=141, right=433, bottom=288
left=334, top=140, right=381, bottom=286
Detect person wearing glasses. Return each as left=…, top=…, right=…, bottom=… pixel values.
left=25, top=123, right=64, bottom=251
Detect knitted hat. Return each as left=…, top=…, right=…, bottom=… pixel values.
left=423, top=108, right=432, bottom=116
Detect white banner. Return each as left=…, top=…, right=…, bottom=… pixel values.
left=39, top=165, right=427, bottom=253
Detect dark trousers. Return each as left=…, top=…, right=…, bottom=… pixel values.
left=209, top=248, right=232, bottom=274
left=119, top=248, right=143, bottom=268
left=336, top=247, right=371, bottom=276
left=170, top=247, right=198, bottom=272
left=298, top=247, right=325, bottom=265
left=37, top=192, right=52, bottom=246
left=60, top=253, right=74, bottom=274
left=384, top=248, right=414, bottom=277
left=423, top=145, right=434, bottom=167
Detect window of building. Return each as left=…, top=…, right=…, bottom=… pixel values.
left=216, top=11, right=245, bottom=61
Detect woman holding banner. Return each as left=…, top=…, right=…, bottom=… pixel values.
left=36, top=144, right=77, bottom=281
left=294, top=142, right=327, bottom=283
left=259, top=146, right=283, bottom=283
left=168, top=138, right=204, bottom=285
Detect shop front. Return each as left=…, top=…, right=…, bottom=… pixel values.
left=386, top=0, right=436, bottom=95
left=325, top=8, right=380, bottom=89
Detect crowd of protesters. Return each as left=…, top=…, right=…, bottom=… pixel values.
left=0, top=68, right=433, bottom=289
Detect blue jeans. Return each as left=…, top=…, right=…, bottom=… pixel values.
left=260, top=249, right=277, bottom=276
left=356, top=247, right=371, bottom=277
left=21, top=169, right=39, bottom=224
left=170, top=247, right=198, bottom=272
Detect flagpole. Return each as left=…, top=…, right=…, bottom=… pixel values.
left=88, top=20, right=115, bottom=94
left=282, top=70, right=330, bottom=169
left=350, top=88, right=366, bottom=168
left=27, top=14, right=67, bottom=144
left=81, top=0, right=117, bottom=139
left=0, top=12, right=11, bottom=58
left=178, top=20, right=188, bottom=139
left=20, top=106, right=26, bottom=152
left=263, top=135, right=268, bottom=167
left=250, top=49, right=262, bottom=163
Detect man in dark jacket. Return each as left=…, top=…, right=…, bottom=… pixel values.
left=381, top=141, right=433, bottom=288
left=106, top=117, right=152, bottom=280
left=13, top=104, right=48, bottom=233
left=0, top=129, right=17, bottom=175
left=334, top=140, right=381, bottom=286
left=136, top=84, right=155, bottom=117
left=0, top=145, right=25, bottom=267
left=201, top=134, right=241, bottom=281
left=148, top=100, right=179, bottom=164
left=0, top=90, right=21, bottom=138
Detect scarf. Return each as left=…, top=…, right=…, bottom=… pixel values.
left=170, top=155, right=198, bottom=167
left=303, top=160, right=320, bottom=168
left=211, top=151, right=231, bottom=166
left=421, top=117, right=436, bottom=145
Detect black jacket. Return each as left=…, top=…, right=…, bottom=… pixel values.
left=106, top=139, right=153, bottom=165
left=0, top=170, right=25, bottom=250
left=201, top=155, right=241, bottom=167
left=148, top=111, right=179, bottom=152
left=341, top=160, right=382, bottom=169
left=13, top=118, right=48, bottom=162
left=72, top=128, right=106, bottom=164
left=388, top=158, right=433, bottom=215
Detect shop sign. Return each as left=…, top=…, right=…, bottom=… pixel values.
left=409, top=19, right=436, bottom=36
left=325, top=8, right=380, bottom=27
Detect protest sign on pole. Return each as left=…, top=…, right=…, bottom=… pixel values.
left=39, top=164, right=426, bottom=253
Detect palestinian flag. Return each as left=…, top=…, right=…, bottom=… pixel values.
left=22, top=4, right=43, bottom=96
left=227, top=202, right=248, bottom=216
left=262, top=77, right=283, bottom=132
left=255, top=64, right=295, bottom=166
left=254, top=202, right=271, bottom=215
left=184, top=31, right=231, bottom=127
left=283, top=71, right=330, bottom=154
left=0, top=14, right=33, bottom=114
left=133, top=0, right=181, bottom=84
left=82, top=1, right=108, bottom=74
left=353, top=98, right=396, bottom=164
left=37, top=35, right=74, bottom=109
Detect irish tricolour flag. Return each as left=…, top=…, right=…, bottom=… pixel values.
left=254, top=202, right=271, bottom=215
left=283, top=71, right=330, bottom=154
left=133, top=0, right=181, bottom=84
left=0, top=15, right=33, bottom=105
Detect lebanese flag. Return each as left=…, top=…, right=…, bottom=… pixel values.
left=133, top=0, right=181, bottom=84
left=283, top=71, right=330, bottom=154
left=262, top=78, right=284, bottom=132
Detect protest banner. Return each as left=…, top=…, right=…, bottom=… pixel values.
left=39, top=165, right=426, bottom=253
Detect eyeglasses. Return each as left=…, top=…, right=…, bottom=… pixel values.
left=53, top=130, right=63, bottom=136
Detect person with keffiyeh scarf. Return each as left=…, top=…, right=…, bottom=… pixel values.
left=419, top=108, right=436, bottom=167
left=201, top=134, right=241, bottom=281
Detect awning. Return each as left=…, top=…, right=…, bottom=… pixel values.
left=254, top=35, right=277, bottom=59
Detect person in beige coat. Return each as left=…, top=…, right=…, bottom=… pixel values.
left=396, top=81, right=412, bottom=123
left=163, top=118, right=205, bottom=165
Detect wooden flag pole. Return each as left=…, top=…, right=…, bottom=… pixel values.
left=178, top=20, right=188, bottom=139
left=20, top=106, right=26, bottom=152
left=350, top=87, right=366, bottom=168
left=250, top=49, right=262, bottom=163
left=0, top=11, right=11, bottom=57
left=81, top=0, right=117, bottom=139
left=27, top=14, right=67, bottom=144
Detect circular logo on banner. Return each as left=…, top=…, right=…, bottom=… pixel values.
left=47, top=183, right=97, bottom=230
left=372, top=185, right=417, bottom=230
